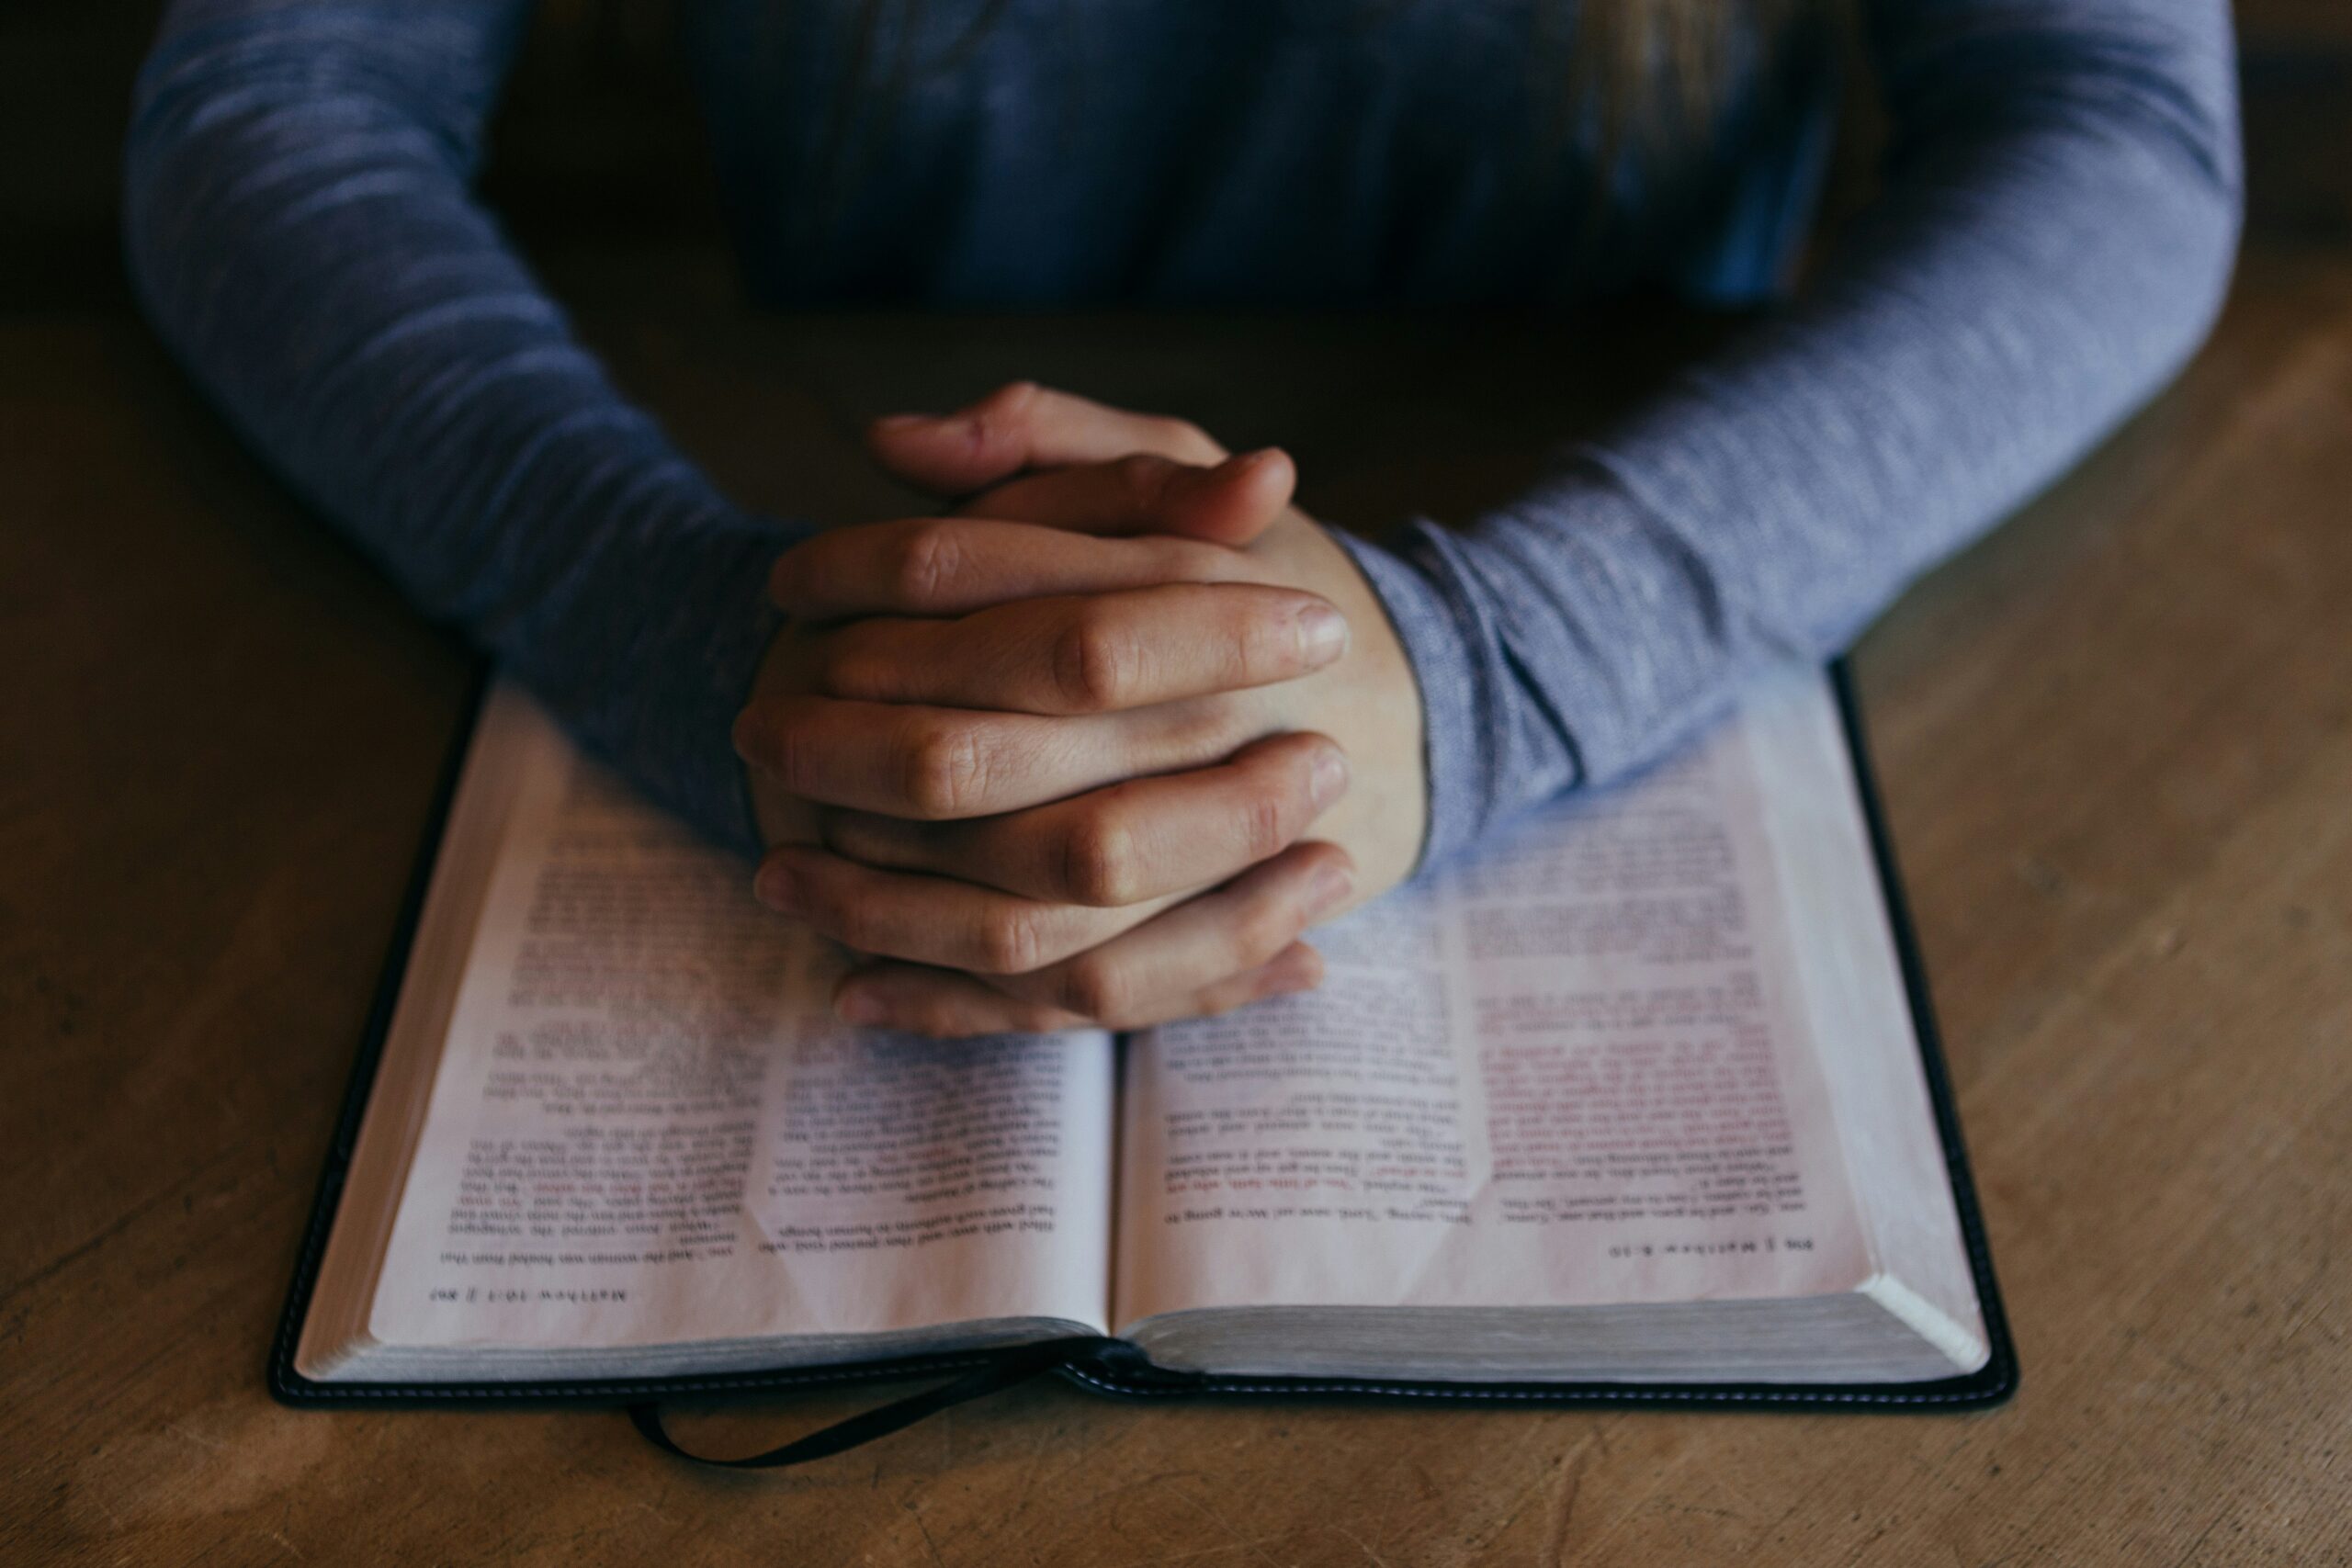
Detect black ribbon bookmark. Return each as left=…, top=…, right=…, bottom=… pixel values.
left=628, top=1337, right=1110, bottom=1470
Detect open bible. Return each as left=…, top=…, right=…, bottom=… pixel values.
left=279, top=666, right=2011, bottom=1408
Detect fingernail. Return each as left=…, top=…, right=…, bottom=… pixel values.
left=1306, top=862, right=1354, bottom=919
left=1237, top=446, right=1286, bottom=471
left=754, top=859, right=802, bottom=914
left=835, top=987, right=884, bottom=1025
left=1308, top=747, right=1351, bottom=811
left=1296, top=603, right=1350, bottom=666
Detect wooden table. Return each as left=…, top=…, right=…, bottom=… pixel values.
left=6, top=240, right=2350, bottom=1564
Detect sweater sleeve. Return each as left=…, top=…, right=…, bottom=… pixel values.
left=1339, top=0, right=2245, bottom=873
left=123, top=0, right=801, bottom=856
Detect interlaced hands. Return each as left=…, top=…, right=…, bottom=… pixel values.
left=733, top=381, right=1428, bottom=1037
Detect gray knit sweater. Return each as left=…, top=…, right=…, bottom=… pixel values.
left=123, top=0, right=2244, bottom=872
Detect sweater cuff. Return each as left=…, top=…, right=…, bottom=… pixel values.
left=1329, top=525, right=1497, bottom=878
left=503, top=508, right=796, bottom=863
left=626, top=519, right=790, bottom=863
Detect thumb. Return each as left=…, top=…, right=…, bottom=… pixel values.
left=955, top=449, right=1296, bottom=548
left=867, top=380, right=1230, bottom=498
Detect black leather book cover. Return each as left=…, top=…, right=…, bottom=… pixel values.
left=269, top=663, right=2018, bottom=1421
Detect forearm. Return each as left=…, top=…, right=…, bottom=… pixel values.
left=1354, top=0, right=2244, bottom=871
left=124, top=0, right=797, bottom=852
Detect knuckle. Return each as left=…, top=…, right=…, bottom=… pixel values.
left=963, top=381, right=1041, bottom=452
left=983, top=379, right=1040, bottom=416
left=1234, top=886, right=1305, bottom=963
left=903, top=718, right=989, bottom=818
left=1161, top=693, right=1258, bottom=765
left=890, top=520, right=966, bottom=604
left=1050, top=608, right=1138, bottom=711
left=976, top=905, right=1048, bottom=975
left=1238, top=784, right=1295, bottom=863
left=1057, top=956, right=1132, bottom=1025
left=1235, top=592, right=1307, bottom=677
left=1115, top=453, right=1178, bottom=514
left=1059, top=811, right=1139, bottom=906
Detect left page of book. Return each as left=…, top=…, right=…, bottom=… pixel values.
left=300, top=684, right=1114, bottom=1382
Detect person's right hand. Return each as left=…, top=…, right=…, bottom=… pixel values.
left=733, top=437, right=1363, bottom=1029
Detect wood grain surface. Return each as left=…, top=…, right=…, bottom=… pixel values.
left=5, top=239, right=2350, bottom=1563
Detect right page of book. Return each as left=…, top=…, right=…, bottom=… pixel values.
left=1114, top=665, right=1974, bottom=1343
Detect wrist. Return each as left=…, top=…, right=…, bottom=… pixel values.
left=1273, top=517, right=1429, bottom=900
left=1324, top=524, right=1474, bottom=879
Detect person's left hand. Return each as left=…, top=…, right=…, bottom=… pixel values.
left=754, top=383, right=1430, bottom=1036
